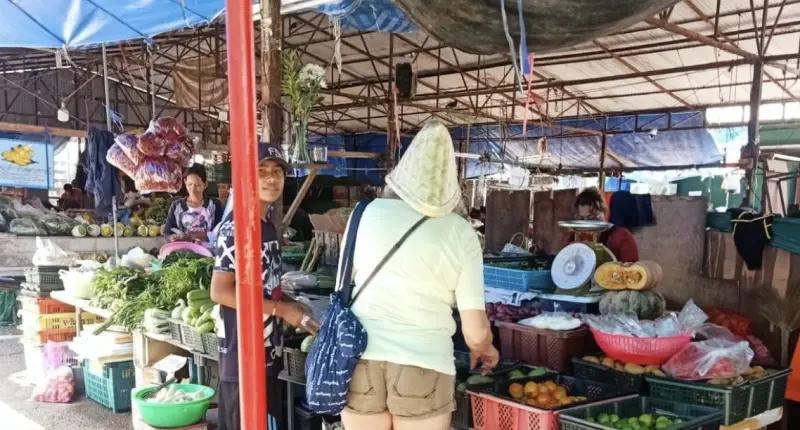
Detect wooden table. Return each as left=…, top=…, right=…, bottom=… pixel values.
left=49, top=290, right=114, bottom=333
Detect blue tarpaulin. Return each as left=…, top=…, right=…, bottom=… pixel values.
left=316, top=0, right=416, bottom=33
left=0, top=0, right=226, bottom=48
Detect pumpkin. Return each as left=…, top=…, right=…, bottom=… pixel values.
left=594, top=260, right=662, bottom=291
left=598, top=290, right=666, bottom=320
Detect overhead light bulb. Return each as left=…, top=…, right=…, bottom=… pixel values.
left=57, top=102, right=69, bottom=122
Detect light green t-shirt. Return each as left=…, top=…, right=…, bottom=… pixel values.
left=346, top=198, right=485, bottom=376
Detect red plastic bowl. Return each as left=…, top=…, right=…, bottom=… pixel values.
left=590, top=328, right=692, bottom=365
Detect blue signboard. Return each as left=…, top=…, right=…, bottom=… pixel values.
left=0, top=138, right=54, bottom=190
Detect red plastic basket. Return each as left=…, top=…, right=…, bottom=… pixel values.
left=590, top=328, right=692, bottom=365
left=469, top=392, right=560, bottom=430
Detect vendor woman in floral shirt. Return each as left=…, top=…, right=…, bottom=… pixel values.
left=165, top=164, right=224, bottom=242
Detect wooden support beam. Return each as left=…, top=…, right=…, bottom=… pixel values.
left=0, top=121, right=87, bottom=138
left=282, top=165, right=322, bottom=229
left=327, top=150, right=381, bottom=159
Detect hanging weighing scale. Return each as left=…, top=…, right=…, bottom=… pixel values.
left=551, top=221, right=617, bottom=296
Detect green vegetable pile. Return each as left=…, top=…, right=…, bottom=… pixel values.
left=91, top=256, right=214, bottom=335
left=145, top=198, right=171, bottom=225
left=587, top=413, right=684, bottom=430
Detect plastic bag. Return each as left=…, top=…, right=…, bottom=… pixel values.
left=135, top=158, right=183, bottom=193
left=115, top=133, right=145, bottom=165
left=582, top=300, right=708, bottom=338
left=13, top=200, right=45, bottom=218
left=32, top=237, right=79, bottom=266
left=137, top=131, right=167, bottom=157
left=31, top=366, right=75, bottom=403
left=106, top=143, right=137, bottom=178
left=40, top=214, right=79, bottom=236
left=704, top=307, right=752, bottom=337
left=165, top=138, right=194, bottom=167
left=9, top=217, right=48, bottom=236
left=518, top=305, right=581, bottom=331
left=663, top=338, right=754, bottom=380
left=0, top=212, right=7, bottom=233
left=151, top=116, right=186, bottom=141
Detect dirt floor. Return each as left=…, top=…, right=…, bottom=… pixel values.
left=0, top=327, right=134, bottom=430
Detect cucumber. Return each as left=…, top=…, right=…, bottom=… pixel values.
left=196, top=321, right=215, bottom=334
left=200, top=302, right=214, bottom=313
left=189, top=299, right=213, bottom=310
left=187, top=289, right=210, bottom=301
left=181, top=307, right=193, bottom=323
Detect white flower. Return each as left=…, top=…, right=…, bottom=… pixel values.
left=299, top=63, right=327, bottom=87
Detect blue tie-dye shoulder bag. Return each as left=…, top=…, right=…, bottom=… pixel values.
left=304, top=200, right=427, bottom=414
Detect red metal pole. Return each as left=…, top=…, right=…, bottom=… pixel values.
left=224, top=1, right=267, bottom=430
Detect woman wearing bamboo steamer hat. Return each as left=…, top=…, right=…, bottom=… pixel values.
left=340, top=120, right=499, bottom=430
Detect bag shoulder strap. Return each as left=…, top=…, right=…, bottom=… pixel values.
left=350, top=216, right=428, bottom=305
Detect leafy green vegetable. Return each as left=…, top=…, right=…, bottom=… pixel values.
left=92, top=257, right=214, bottom=335
left=162, top=250, right=204, bottom=268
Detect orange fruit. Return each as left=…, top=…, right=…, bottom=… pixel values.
left=553, top=386, right=568, bottom=400
left=509, top=383, right=524, bottom=400
left=523, top=382, right=539, bottom=398
left=525, top=397, right=539, bottom=406
left=537, top=383, right=550, bottom=394
left=535, top=393, right=554, bottom=404
left=543, top=380, right=558, bottom=391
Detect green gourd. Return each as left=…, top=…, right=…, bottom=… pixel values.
left=598, top=290, right=666, bottom=320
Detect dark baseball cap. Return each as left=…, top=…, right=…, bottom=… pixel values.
left=258, top=143, right=290, bottom=172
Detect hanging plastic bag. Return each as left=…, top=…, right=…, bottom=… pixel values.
left=137, top=131, right=167, bottom=157
left=30, top=366, right=75, bottom=403
left=115, top=133, right=145, bottom=165
left=663, top=338, right=754, bottom=380
left=135, top=158, right=183, bottom=193
left=106, top=143, right=137, bottom=178
left=151, top=116, right=187, bottom=141
left=9, top=217, right=48, bottom=237
left=164, top=139, right=193, bottom=167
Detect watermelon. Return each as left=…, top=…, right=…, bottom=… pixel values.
left=599, top=290, right=666, bottom=320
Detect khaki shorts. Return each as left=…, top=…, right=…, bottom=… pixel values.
left=345, top=359, right=455, bottom=420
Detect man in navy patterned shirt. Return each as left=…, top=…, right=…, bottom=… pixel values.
left=210, top=144, right=318, bottom=430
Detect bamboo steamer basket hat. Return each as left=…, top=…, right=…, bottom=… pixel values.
left=385, top=119, right=460, bottom=218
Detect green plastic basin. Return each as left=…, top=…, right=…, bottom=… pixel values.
left=132, top=384, right=215, bottom=428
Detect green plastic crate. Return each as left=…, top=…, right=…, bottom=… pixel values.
left=82, top=360, right=136, bottom=413
left=560, top=396, right=722, bottom=430
left=645, top=368, right=791, bottom=425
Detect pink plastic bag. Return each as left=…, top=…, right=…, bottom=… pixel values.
left=663, top=339, right=754, bottom=380
left=165, top=138, right=194, bottom=167
left=31, top=366, right=75, bottom=403
left=137, top=131, right=167, bottom=157
left=135, top=158, right=182, bottom=193
left=115, top=133, right=145, bottom=165
left=106, top=143, right=137, bottom=178
left=152, top=116, right=186, bottom=141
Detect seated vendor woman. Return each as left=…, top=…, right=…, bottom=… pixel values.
left=165, top=164, right=224, bottom=243
left=571, top=187, right=639, bottom=262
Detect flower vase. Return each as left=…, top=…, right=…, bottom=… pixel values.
left=292, top=119, right=311, bottom=164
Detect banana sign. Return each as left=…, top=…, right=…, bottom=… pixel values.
left=0, top=138, right=53, bottom=190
